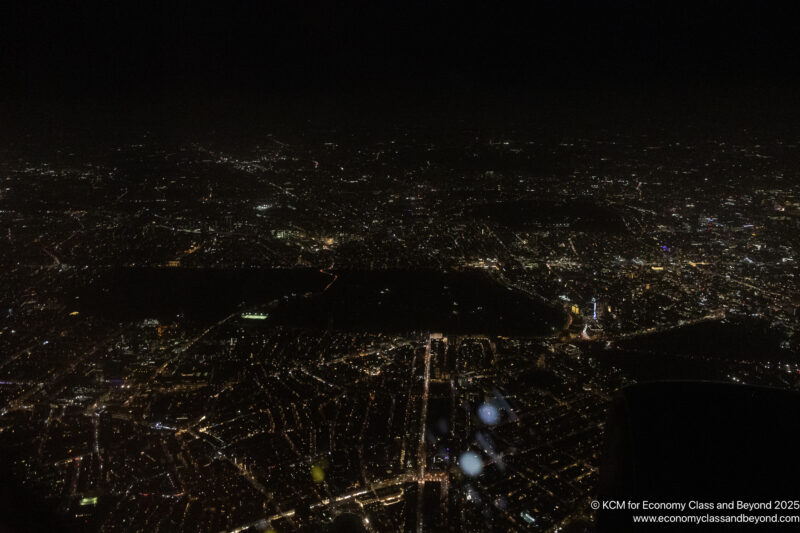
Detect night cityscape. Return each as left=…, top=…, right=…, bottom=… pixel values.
left=2, top=2, right=799, bottom=532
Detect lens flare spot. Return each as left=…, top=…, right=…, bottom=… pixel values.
left=478, top=403, right=499, bottom=425
left=459, top=451, right=483, bottom=477
left=311, top=465, right=325, bottom=483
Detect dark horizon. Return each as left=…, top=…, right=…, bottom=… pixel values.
left=3, top=1, right=800, bottom=135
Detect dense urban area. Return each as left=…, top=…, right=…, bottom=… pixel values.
left=1, top=127, right=799, bottom=532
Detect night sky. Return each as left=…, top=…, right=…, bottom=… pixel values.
left=3, top=1, right=799, bottom=132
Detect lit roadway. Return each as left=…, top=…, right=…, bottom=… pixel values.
left=152, top=311, right=239, bottom=380
left=415, top=335, right=432, bottom=533
left=320, top=267, right=339, bottom=292
left=606, top=310, right=725, bottom=341
left=224, top=472, right=458, bottom=533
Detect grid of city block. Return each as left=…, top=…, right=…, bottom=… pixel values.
left=0, top=128, right=798, bottom=531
